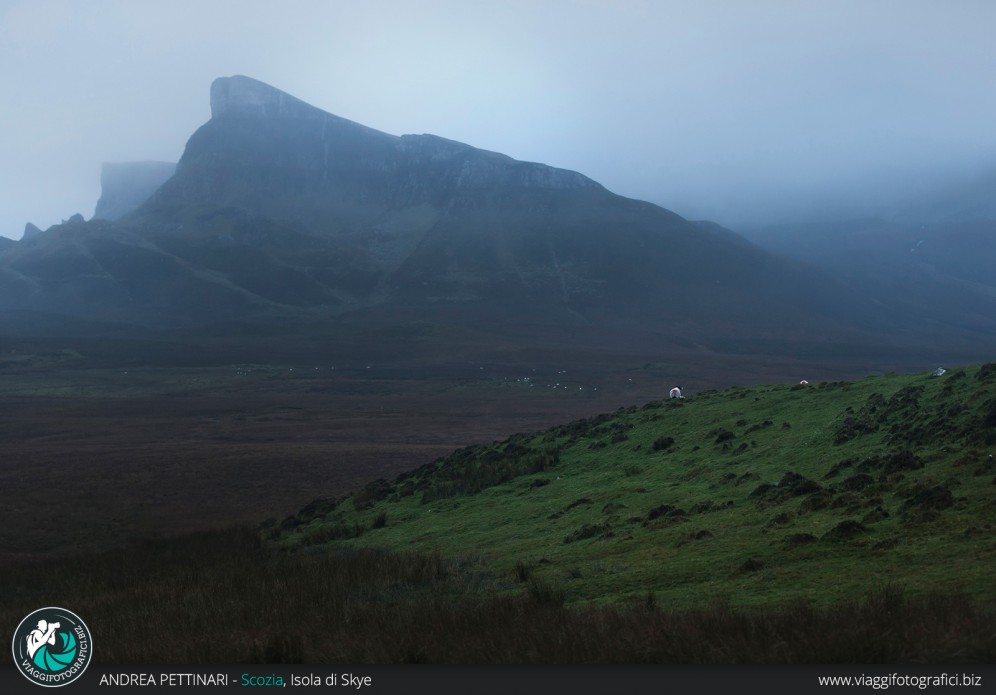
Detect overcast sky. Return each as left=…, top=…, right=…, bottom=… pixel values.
left=3, top=0, right=996, bottom=239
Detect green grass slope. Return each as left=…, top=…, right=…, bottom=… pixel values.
left=274, top=364, right=996, bottom=608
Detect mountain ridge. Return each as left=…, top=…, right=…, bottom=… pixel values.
left=0, top=75, right=985, bottom=368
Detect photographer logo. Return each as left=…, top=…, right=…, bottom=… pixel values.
left=12, top=607, right=92, bottom=687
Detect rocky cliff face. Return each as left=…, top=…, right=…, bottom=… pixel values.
left=210, top=74, right=331, bottom=121
left=94, top=161, right=176, bottom=220
left=147, top=76, right=601, bottom=219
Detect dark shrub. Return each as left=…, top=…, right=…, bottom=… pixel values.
left=527, top=579, right=565, bottom=607
left=740, top=558, right=765, bottom=572
left=863, top=506, right=890, bottom=524
left=842, top=473, right=874, bottom=491
left=976, top=362, right=996, bottom=381
left=822, top=519, right=869, bottom=542
left=564, top=522, right=612, bottom=544
left=652, top=437, right=675, bottom=451
left=712, top=429, right=735, bottom=444
left=783, top=533, right=817, bottom=547
left=901, top=486, right=954, bottom=514
left=294, top=497, right=337, bottom=522
left=647, top=504, right=686, bottom=520
left=749, top=483, right=774, bottom=499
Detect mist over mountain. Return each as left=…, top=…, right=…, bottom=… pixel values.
left=0, top=76, right=989, bottom=368
left=891, top=167, right=996, bottom=226
left=740, top=163, right=996, bottom=355
left=94, top=161, right=177, bottom=221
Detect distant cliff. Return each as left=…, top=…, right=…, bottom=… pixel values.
left=94, top=161, right=176, bottom=220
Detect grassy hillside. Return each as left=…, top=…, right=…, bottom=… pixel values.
left=274, top=364, right=996, bottom=609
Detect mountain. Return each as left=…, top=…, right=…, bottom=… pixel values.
left=742, top=214, right=996, bottom=348
left=741, top=163, right=996, bottom=346
left=0, top=75, right=981, bottom=366
left=892, top=167, right=996, bottom=225
left=94, top=161, right=176, bottom=220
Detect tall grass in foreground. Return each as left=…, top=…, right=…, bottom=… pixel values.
left=1, top=527, right=993, bottom=664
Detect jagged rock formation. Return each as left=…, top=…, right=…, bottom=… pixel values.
left=94, top=161, right=176, bottom=220
left=22, top=222, right=43, bottom=240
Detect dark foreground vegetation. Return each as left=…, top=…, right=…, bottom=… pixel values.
left=1, top=527, right=994, bottom=664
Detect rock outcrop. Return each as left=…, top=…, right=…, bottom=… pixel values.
left=151, top=75, right=601, bottom=218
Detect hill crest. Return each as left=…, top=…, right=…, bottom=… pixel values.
left=273, top=364, right=996, bottom=607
